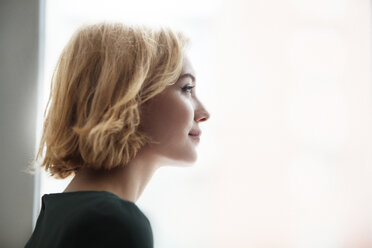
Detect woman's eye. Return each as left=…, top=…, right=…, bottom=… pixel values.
left=182, top=85, right=195, bottom=93
left=182, top=85, right=195, bottom=94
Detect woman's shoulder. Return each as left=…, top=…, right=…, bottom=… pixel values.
left=26, top=191, right=153, bottom=248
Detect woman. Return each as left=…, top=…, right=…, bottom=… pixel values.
left=25, top=22, right=210, bottom=248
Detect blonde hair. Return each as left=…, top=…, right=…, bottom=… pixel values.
left=31, top=22, right=189, bottom=179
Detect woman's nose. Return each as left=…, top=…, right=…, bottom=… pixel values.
left=195, top=101, right=210, bottom=122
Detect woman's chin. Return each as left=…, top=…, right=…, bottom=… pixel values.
left=167, top=157, right=197, bottom=168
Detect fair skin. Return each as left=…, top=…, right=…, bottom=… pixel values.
left=63, top=55, right=210, bottom=203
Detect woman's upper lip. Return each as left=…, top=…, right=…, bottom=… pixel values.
left=189, top=129, right=202, bottom=136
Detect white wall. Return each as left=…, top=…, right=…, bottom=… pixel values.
left=0, top=0, right=40, bottom=247
left=208, top=0, right=372, bottom=247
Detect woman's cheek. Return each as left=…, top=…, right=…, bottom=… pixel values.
left=180, top=96, right=195, bottom=121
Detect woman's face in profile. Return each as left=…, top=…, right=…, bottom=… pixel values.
left=139, top=56, right=210, bottom=166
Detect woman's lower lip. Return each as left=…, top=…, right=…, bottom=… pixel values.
left=189, top=135, right=200, bottom=142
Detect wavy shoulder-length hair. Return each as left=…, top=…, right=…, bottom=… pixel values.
left=31, top=22, right=189, bottom=179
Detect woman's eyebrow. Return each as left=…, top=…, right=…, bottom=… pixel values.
left=179, top=73, right=196, bottom=83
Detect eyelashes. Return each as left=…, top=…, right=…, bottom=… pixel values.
left=182, top=85, right=195, bottom=94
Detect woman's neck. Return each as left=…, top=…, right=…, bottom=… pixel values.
left=63, top=152, right=160, bottom=203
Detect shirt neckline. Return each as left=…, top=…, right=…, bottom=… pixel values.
left=43, top=190, right=137, bottom=205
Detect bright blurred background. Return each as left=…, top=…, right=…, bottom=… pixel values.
left=1, top=0, right=372, bottom=247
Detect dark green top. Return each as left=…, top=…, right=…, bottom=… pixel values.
left=24, top=191, right=153, bottom=248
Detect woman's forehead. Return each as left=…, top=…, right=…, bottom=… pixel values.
left=181, top=56, right=196, bottom=77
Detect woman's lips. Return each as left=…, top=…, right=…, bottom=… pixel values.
left=189, top=129, right=201, bottom=142
left=189, top=130, right=202, bottom=136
